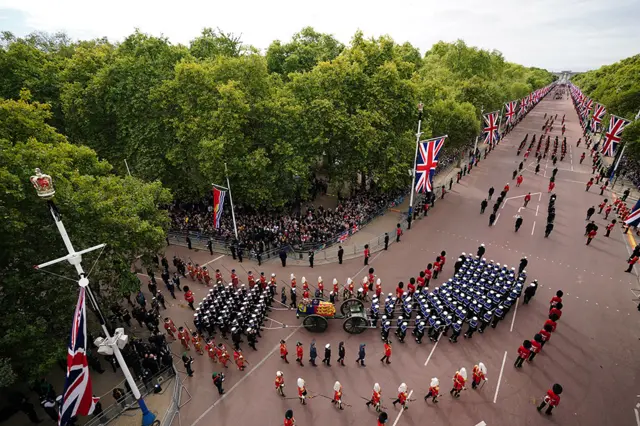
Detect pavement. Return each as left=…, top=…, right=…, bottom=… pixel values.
left=18, top=90, right=639, bottom=426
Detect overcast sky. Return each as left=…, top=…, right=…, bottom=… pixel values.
left=0, top=0, right=638, bottom=72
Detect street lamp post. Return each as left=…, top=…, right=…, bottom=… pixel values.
left=30, top=168, right=157, bottom=426
left=407, top=102, right=424, bottom=230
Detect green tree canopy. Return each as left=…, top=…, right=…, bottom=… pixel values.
left=0, top=97, right=171, bottom=385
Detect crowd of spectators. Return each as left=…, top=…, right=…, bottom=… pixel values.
left=168, top=146, right=469, bottom=252
left=618, top=157, right=640, bottom=189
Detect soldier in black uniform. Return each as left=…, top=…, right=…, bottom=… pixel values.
left=464, top=317, right=478, bottom=338
left=477, top=244, right=486, bottom=258
left=523, top=281, right=538, bottom=304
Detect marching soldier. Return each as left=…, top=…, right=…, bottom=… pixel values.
left=297, top=378, right=307, bottom=405
left=275, top=371, right=285, bottom=397
left=463, top=316, right=478, bottom=339
left=471, top=363, right=487, bottom=389
left=332, top=381, right=344, bottom=410
left=163, top=317, right=177, bottom=339
left=537, top=384, right=562, bottom=415
left=280, top=340, right=289, bottom=364
left=296, top=342, right=304, bottom=366
left=449, top=320, right=463, bottom=343
left=514, top=340, right=532, bottom=368
left=366, top=383, right=382, bottom=412
left=178, top=327, right=190, bottom=350
left=450, top=368, right=467, bottom=398
left=284, top=409, right=295, bottom=426
left=392, top=383, right=409, bottom=410
left=424, top=378, right=439, bottom=403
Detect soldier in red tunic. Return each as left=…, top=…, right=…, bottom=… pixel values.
left=177, top=327, right=190, bottom=350
left=275, top=371, right=285, bottom=397
left=247, top=271, right=255, bottom=288
left=332, top=278, right=340, bottom=300
left=163, top=317, right=177, bottom=339
left=191, top=332, right=204, bottom=355
left=317, top=276, right=324, bottom=298
left=217, top=343, right=230, bottom=368
left=366, top=383, right=382, bottom=411
left=471, top=363, right=487, bottom=389
left=260, top=272, right=267, bottom=290
left=280, top=340, right=289, bottom=363
left=378, top=412, right=388, bottom=426
left=332, top=381, right=344, bottom=410
left=215, top=269, right=223, bottom=283
left=514, top=340, right=532, bottom=368
left=537, top=384, right=562, bottom=415
left=392, top=383, right=409, bottom=410
left=424, top=377, right=440, bottom=403
left=206, top=339, right=217, bottom=362
left=195, top=264, right=203, bottom=283
left=290, top=274, right=297, bottom=289
left=202, top=267, right=211, bottom=286
left=529, top=334, right=543, bottom=362
left=297, top=378, right=307, bottom=405
left=450, top=368, right=467, bottom=398
left=549, top=290, right=563, bottom=308
left=231, top=269, right=239, bottom=288
left=295, top=342, right=304, bottom=366
left=284, top=409, right=295, bottom=426
left=375, top=278, right=382, bottom=299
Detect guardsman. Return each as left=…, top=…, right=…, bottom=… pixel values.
left=215, top=269, right=223, bottom=283
left=184, top=286, right=195, bottom=310
left=424, top=378, right=440, bottom=403
left=549, top=290, right=563, bottom=308
left=295, top=342, right=304, bottom=366
left=195, top=264, right=203, bottom=283
left=259, top=272, right=267, bottom=290
left=280, top=340, right=289, bottom=363
left=275, top=371, right=285, bottom=396
left=381, top=340, right=392, bottom=364
left=202, top=267, right=211, bottom=286
left=333, top=278, right=340, bottom=300
left=187, top=262, right=195, bottom=280
left=477, top=244, right=486, bottom=258
left=514, top=340, right=532, bottom=368
left=178, top=326, right=190, bottom=350
left=269, top=273, right=277, bottom=297
left=537, top=384, right=562, bottom=415
left=206, top=339, right=217, bottom=362
left=297, top=378, right=307, bottom=405
left=346, top=278, right=355, bottom=299
left=284, top=409, right=295, bottom=426
left=218, top=343, right=230, bottom=368
left=163, top=317, right=177, bottom=339
left=450, top=368, right=467, bottom=398
left=318, top=277, right=324, bottom=298
left=378, top=412, right=388, bottom=426
left=332, top=381, right=344, bottom=410
left=247, top=327, right=258, bottom=351
left=375, top=278, right=383, bottom=299
left=529, top=334, right=543, bottom=362
left=231, top=269, right=239, bottom=288
left=191, top=331, right=204, bottom=355
left=235, top=349, right=247, bottom=371
left=471, top=363, right=487, bottom=389
left=302, top=277, right=309, bottom=292
left=368, top=268, right=376, bottom=290
left=366, top=383, right=382, bottom=412
left=392, top=383, right=409, bottom=410
left=247, top=271, right=255, bottom=288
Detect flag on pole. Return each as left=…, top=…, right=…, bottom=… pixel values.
left=624, top=200, right=640, bottom=226
left=414, top=136, right=446, bottom=193
left=601, top=115, right=631, bottom=156
left=212, top=186, right=226, bottom=229
left=590, top=104, right=606, bottom=133
left=504, top=101, right=517, bottom=124
left=59, top=287, right=98, bottom=426
left=482, top=111, right=500, bottom=144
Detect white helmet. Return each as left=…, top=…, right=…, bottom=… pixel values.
left=290, top=274, right=295, bottom=280
left=333, top=381, right=341, bottom=392
left=398, top=383, right=407, bottom=393
left=459, top=368, right=468, bottom=380
left=325, top=343, right=330, bottom=349
left=347, top=278, right=353, bottom=285
left=297, top=378, right=305, bottom=388
left=479, top=362, right=487, bottom=375
left=376, top=278, right=381, bottom=285
left=302, top=277, right=307, bottom=283
left=318, top=276, right=322, bottom=283
left=271, top=273, right=276, bottom=277
left=362, top=276, right=368, bottom=284
left=277, top=371, right=283, bottom=377
left=374, top=383, right=381, bottom=392
left=430, top=378, right=439, bottom=387
left=333, top=278, right=338, bottom=285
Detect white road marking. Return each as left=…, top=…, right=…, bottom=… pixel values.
left=189, top=327, right=300, bottom=426
left=493, top=351, right=508, bottom=403
left=424, top=333, right=443, bottom=366
left=531, top=222, right=536, bottom=236
left=510, top=298, right=519, bottom=332
left=535, top=205, right=539, bottom=216
left=202, top=254, right=225, bottom=267
left=494, top=213, right=500, bottom=225
left=475, top=422, right=487, bottom=426
left=392, top=390, right=413, bottom=426
left=635, top=408, right=640, bottom=426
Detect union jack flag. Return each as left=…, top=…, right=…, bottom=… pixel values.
left=520, top=97, right=527, bottom=114
left=590, top=104, right=606, bottom=132
left=414, top=136, right=446, bottom=193
left=337, top=231, right=349, bottom=243
left=482, top=111, right=500, bottom=144
left=625, top=200, right=640, bottom=226
left=59, top=288, right=98, bottom=426
left=504, top=101, right=517, bottom=124
left=601, top=115, right=631, bottom=157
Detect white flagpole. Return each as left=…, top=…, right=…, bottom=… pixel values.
left=407, top=102, right=424, bottom=230
left=224, top=163, right=239, bottom=239
left=474, top=106, right=484, bottom=158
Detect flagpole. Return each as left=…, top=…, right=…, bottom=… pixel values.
left=30, top=170, right=155, bottom=426
left=224, top=162, right=239, bottom=239
left=610, top=109, right=640, bottom=184
left=497, top=104, right=505, bottom=138
left=474, top=106, right=484, bottom=158
left=407, top=102, right=424, bottom=230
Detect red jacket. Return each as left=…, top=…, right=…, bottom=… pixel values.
left=549, top=307, right=562, bottom=319
left=296, top=346, right=303, bottom=358
left=539, top=329, right=551, bottom=342
left=395, top=287, right=404, bottom=299
left=284, top=418, right=294, bottom=426
left=407, top=283, right=416, bottom=294
left=417, top=276, right=425, bottom=287
left=364, top=248, right=370, bottom=258
left=544, top=319, right=557, bottom=332
left=424, top=269, right=432, bottom=280
left=517, top=345, right=531, bottom=359
left=433, top=261, right=441, bottom=272
left=185, top=291, right=194, bottom=303
left=545, top=389, right=561, bottom=407
left=530, top=340, right=542, bottom=354
left=630, top=256, right=639, bottom=265
left=384, top=343, right=391, bottom=357
left=550, top=296, right=562, bottom=306
left=588, top=229, right=597, bottom=238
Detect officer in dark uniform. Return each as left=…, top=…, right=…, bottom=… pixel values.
left=491, top=305, right=505, bottom=328
left=449, top=320, right=462, bottom=343
left=464, top=316, right=478, bottom=338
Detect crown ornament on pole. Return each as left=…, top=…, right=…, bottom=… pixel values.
left=30, top=168, right=55, bottom=199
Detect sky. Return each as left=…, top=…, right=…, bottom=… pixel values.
left=0, top=0, right=638, bottom=72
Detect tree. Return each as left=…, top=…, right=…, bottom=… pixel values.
left=0, top=97, right=171, bottom=384
left=190, top=28, right=246, bottom=59
left=266, top=27, right=344, bottom=75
